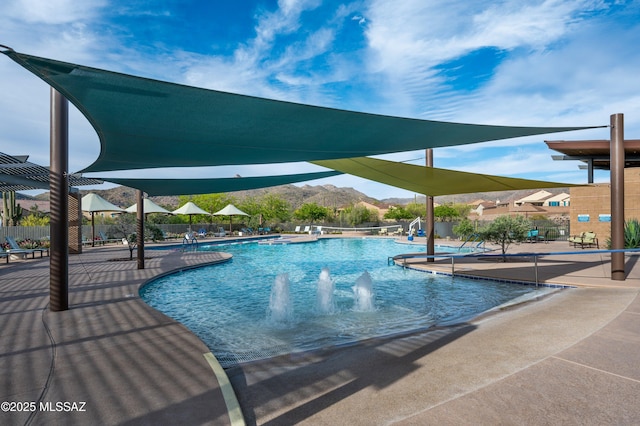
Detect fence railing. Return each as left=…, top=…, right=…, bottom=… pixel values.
left=390, top=248, right=640, bottom=286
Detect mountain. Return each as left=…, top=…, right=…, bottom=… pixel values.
left=58, top=183, right=382, bottom=210
left=31, top=185, right=570, bottom=210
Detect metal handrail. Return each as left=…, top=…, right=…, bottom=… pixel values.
left=390, top=248, right=640, bottom=285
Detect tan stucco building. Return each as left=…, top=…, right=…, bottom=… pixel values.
left=570, top=167, right=640, bottom=242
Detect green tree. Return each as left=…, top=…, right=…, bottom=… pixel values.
left=341, top=204, right=377, bottom=226
left=294, top=202, right=330, bottom=222
left=479, top=215, right=531, bottom=260
left=258, top=194, right=292, bottom=224
left=383, top=205, right=413, bottom=220
left=405, top=202, right=426, bottom=218
left=453, top=218, right=475, bottom=239
left=434, top=204, right=459, bottom=222
left=452, top=203, right=472, bottom=218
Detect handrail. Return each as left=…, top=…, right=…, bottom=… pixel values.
left=408, top=217, right=422, bottom=235
left=390, top=248, right=640, bottom=285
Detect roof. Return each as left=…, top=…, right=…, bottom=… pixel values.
left=2, top=49, right=601, bottom=177
left=514, top=190, right=553, bottom=204
left=546, top=139, right=640, bottom=170
left=0, top=152, right=103, bottom=192
left=312, top=157, right=581, bottom=196
left=544, top=192, right=570, bottom=202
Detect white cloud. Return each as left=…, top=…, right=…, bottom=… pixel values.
left=3, top=0, right=107, bottom=24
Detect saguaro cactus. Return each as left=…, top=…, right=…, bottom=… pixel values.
left=2, top=191, right=23, bottom=226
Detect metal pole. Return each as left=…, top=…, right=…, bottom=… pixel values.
left=50, top=88, right=69, bottom=311
left=137, top=190, right=145, bottom=269
left=610, top=113, right=625, bottom=280
left=426, top=149, right=435, bottom=262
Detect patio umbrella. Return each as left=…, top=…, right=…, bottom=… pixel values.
left=213, top=204, right=249, bottom=232
left=125, top=198, right=172, bottom=215
left=81, top=193, right=124, bottom=247
left=172, top=201, right=210, bottom=232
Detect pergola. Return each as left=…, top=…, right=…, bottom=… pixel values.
left=2, top=46, right=615, bottom=310
left=546, top=139, right=640, bottom=183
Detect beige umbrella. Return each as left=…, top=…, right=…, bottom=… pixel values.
left=81, top=193, right=124, bottom=247
left=213, top=204, right=249, bottom=232
left=125, top=198, right=172, bottom=215
left=172, top=201, right=210, bottom=232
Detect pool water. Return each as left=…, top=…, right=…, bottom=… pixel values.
left=140, top=238, right=548, bottom=367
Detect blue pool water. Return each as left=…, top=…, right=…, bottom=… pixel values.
left=140, top=238, right=549, bottom=367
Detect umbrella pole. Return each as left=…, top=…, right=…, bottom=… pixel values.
left=91, top=211, right=95, bottom=247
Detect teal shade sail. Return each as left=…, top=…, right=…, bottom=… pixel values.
left=2, top=49, right=604, bottom=174
left=100, top=170, right=342, bottom=196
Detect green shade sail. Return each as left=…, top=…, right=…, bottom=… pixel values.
left=101, top=170, right=342, bottom=196
left=2, top=49, right=604, bottom=174
left=312, top=157, right=581, bottom=196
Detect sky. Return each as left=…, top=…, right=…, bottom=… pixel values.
left=1, top=0, right=639, bottom=200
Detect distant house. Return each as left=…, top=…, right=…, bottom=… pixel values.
left=514, top=190, right=553, bottom=206
left=543, top=192, right=570, bottom=207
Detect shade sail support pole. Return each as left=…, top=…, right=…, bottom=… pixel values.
left=137, top=190, right=145, bottom=269
left=426, top=149, right=435, bottom=262
left=610, top=113, right=625, bottom=280
left=50, top=88, right=69, bottom=311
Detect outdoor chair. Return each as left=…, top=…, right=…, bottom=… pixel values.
left=392, top=227, right=403, bottom=236
left=580, top=231, right=599, bottom=249
left=303, top=226, right=311, bottom=233
left=379, top=228, right=388, bottom=236
left=5, top=236, right=49, bottom=258
left=568, top=232, right=586, bottom=248
left=99, top=231, right=122, bottom=244
left=526, top=229, right=539, bottom=243
left=0, top=251, right=9, bottom=263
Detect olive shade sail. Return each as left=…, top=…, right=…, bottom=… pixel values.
left=312, top=157, right=582, bottom=196
left=1, top=48, right=604, bottom=175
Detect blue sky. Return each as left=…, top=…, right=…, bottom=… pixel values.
left=1, top=0, right=639, bottom=200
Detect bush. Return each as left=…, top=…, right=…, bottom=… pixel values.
left=479, top=215, right=531, bottom=260
left=607, top=218, right=640, bottom=249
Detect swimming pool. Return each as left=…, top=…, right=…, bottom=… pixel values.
left=140, top=238, right=550, bottom=367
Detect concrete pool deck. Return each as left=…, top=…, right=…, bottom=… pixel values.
left=1, top=237, right=639, bottom=425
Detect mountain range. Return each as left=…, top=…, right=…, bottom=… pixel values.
left=22, top=184, right=570, bottom=210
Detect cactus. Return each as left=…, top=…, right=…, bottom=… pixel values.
left=2, top=191, right=23, bottom=226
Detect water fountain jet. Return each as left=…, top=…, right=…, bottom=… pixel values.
left=268, top=273, right=293, bottom=323
left=316, top=268, right=336, bottom=314
left=353, top=271, right=375, bottom=311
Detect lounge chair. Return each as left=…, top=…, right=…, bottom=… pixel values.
left=213, top=227, right=226, bottom=237
left=197, top=228, right=207, bottom=238
left=379, top=228, right=388, bottom=236
left=5, top=236, right=49, bottom=258
left=294, top=226, right=301, bottom=233
left=183, top=232, right=198, bottom=245
left=303, top=226, right=311, bottom=234
left=392, top=227, right=403, bottom=236
left=0, top=251, right=9, bottom=263
left=99, top=231, right=122, bottom=244
left=526, top=229, right=539, bottom=243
